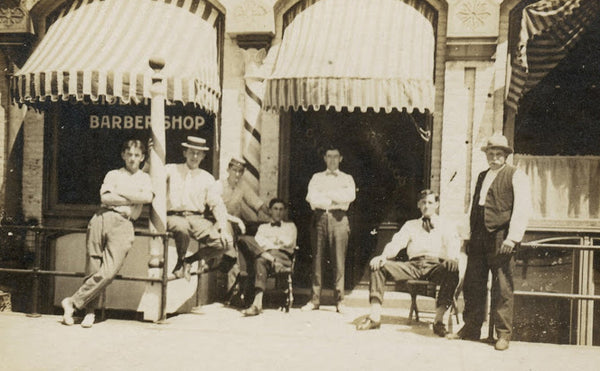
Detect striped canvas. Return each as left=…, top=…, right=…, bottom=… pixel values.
left=506, top=0, right=600, bottom=111
left=263, top=0, right=436, bottom=113
left=11, top=0, right=221, bottom=113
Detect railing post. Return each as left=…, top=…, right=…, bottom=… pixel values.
left=26, top=228, right=41, bottom=318
left=158, top=233, right=169, bottom=324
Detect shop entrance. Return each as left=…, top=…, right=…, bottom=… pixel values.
left=287, top=108, right=430, bottom=290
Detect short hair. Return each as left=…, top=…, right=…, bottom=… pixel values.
left=323, top=144, right=342, bottom=156
left=417, top=189, right=439, bottom=202
left=268, top=198, right=287, bottom=209
left=122, top=139, right=146, bottom=155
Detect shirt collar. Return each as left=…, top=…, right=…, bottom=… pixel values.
left=326, top=169, right=340, bottom=176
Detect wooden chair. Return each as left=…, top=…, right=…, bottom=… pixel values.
left=401, top=279, right=460, bottom=331
left=267, top=246, right=299, bottom=313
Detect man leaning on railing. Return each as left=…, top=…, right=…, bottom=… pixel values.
left=61, top=139, right=154, bottom=328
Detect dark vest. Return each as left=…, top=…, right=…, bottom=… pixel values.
left=470, top=165, right=517, bottom=233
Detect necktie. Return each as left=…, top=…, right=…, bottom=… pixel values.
left=326, top=170, right=338, bottom=177
left=271, top=221, right=281, bottom=227
left=422, top=217, right=433, bottom=233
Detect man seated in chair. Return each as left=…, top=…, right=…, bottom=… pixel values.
left=240, top=198, right=297, bottom=316
left=356, top=189, right=460, bottom=336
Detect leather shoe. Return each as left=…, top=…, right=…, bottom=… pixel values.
left=495, top=337, right=510, bottom=351
left=356, top=317, right=381, bottom=331
left=433, top=322, right=448, bottom=337
left=242, top=305, right=262, bottom=317
left=335, top=303, right=345, bottom=314
left=446, top=325, right=480, bottom=341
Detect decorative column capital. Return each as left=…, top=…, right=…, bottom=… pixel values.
left=0, top=1, right=35, bottom=47
left=235, top=34, right=274, bottom=51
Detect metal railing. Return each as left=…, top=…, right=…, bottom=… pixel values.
left=501, top=236, right=600, bottom=345
left=0, top=224, right=177, bottom=323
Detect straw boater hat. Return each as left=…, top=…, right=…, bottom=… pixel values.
left=181, top=136, right=209, bottom=151
left=480, top=133, right=513, bottom=155
left=228, top=155, right=246, bottom=169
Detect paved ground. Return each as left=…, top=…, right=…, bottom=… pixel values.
left=1, top=298, right=599, bottom=371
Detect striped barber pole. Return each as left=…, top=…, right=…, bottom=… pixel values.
left=241, top=49, right=268, bottom=218
left=506, top=0, right=600, bottom=111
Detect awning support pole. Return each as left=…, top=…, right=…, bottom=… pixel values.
left=145, top=58, right=167, bottom=322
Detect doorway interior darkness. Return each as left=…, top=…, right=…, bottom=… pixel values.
left=288, top=108, right=431, bottom=290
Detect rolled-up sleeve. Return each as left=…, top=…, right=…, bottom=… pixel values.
left=206, top=180, right=229, bottom=229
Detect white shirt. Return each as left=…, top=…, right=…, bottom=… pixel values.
left=255, top=221, right=297, bottom=255
left=166, top=163, right=228, bottom=227
left=100, top=168, right=152, bottom=220
left=477, top=165, right=531, bottom=243
left=217, top=178, right=264, bottom=220
left=381, top=215, right=460, bottom=261
left=306, top=169, right=356, bottom=211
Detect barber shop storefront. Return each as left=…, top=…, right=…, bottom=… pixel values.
left=2, top=0, right=225, bottom=320
left=1, top=0, right=600, bottom=345
left=262, top=0, right=441, bottom=288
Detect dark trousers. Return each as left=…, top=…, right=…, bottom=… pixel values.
left=167, top=215, right=232, bottom=270
left=369, top=257, right=458, bottom=309
left=310, top=210, right=350, bottom=305
left=463, top=223, right=515, bottom=338
left=255, top=250, right=292, bottom=292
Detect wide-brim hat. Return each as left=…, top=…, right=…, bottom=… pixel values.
left=480, top=133, right=513, bottom=154
left=181, top=136, right=209, bottom=151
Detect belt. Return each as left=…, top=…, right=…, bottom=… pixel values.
left=410, top=255, right=442, bottom=262
left=100, top=208, right=134, bottom=221
left=315, top=208, right=346, bottom=214
left=167, top=210, right=203, bottom=217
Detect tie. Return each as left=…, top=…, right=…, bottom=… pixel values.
left=422, top=217, right=433, bottom=233
left=271, top=221, right=281, bottom=227
left=326, top=170, right=338, bottom=177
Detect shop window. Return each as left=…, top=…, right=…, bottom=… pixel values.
left=46, top=102, right=215, bottom=213
left=509, top=6, right=600, bottom=225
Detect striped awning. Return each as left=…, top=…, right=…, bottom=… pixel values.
left=11, top=0, right=221, bottom=112
left=263, top=0, right=436, bottom=113
left=506, top=0, right=600, bottom=111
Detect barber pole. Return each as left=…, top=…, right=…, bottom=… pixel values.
left=241, top=50, right=267, bottom=219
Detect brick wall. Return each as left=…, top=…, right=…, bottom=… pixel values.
left=22, top=109, right=44, bottom=223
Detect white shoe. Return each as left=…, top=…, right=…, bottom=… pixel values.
left=301, top=302, right=319, bottom=312
left=81, top=313, right=95, bottom=328
left=61, top=298, right=75, bottom=326
left=190, top=305, right=204, bottom=315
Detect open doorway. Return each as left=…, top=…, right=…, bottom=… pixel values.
left=287, top=108, right=430, bottom=290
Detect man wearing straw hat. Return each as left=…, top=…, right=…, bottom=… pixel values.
left=166, top=136, right=234, bottom=282
left=448, top=133, right=530, bottom=351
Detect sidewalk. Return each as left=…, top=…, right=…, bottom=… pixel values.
left=1, top=298, right=598, bottom=371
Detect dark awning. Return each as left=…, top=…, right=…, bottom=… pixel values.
left=263, top=0, right=436, bottom=113
left=11, top=0, right=222, bottom=113
left=506, top=0, right=600, bottom=111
